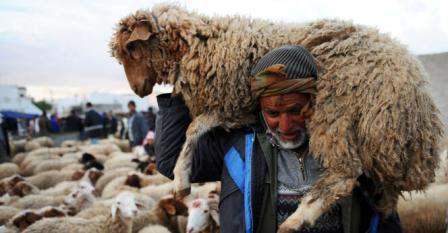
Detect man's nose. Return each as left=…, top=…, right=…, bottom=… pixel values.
left=278, top=114, right=292, bottom=132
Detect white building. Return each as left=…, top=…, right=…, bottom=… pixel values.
left=0, top=85, right=42, bottom=115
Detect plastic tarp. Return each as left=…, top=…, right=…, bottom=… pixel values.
left=0, top=111, right=39, bottom=119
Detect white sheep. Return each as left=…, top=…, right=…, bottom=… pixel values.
left=140, top=182, right=175, bottom=202
left=132, top=194, right=189, bottom=233
left=8, top=193, right=66, bottom=210
left=31, top=137, right=54, bottom=148
left=63, top=181, right=97, bottom=215
left=19, top=154, right=60, bottom=176
left=0, top=206, right=20, bottom=225
left=24, top=141, right=42, bottom=152
left=5, top=206, right=67, bottom=232
left=186, top=197, right=220, bottom=233
left=27, top=170, right=75, bottom=190
left=95, top=167, right=135, bottom=194
left=11, top=153, right=26, bottom=166
left=61, top=140, right=83, bottom=148
left=76, top=192, right=154, bottom=220
left=104, top=153, right=139, bottom=170
left=80, top=143, right=121, bottom=156
left=40, top=168, right=103, bottom=197
left=0, top=163, right=20, bottom=180
left=23, top=191, right=139, bottom=233
left=32, top=158, right=78, bottom=174
left=10, top=139, right=27, bottom=154
left=138, top=225, right=171, bottom=233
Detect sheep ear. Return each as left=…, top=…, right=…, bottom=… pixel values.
left=111, top=204, right=118, bottom=220
left=210, top=209, right=220, bottom=226
left=125, top=24, right=152, bottom=51
left=163, top=202, right=177, bottom=216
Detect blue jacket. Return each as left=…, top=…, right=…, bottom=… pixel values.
left=129, top=112, right=149, bottom=147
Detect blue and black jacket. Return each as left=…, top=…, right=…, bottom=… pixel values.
left=154, top=94, right=402, bottom=233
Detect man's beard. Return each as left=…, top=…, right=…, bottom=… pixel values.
left=271, top=127, right=307, bottom=150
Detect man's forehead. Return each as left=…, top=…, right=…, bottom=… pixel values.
left=260, top=93, right=310, bottom=107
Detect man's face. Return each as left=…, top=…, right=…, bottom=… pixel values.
left=260, top=93, right=311, bottom=149
left=128, top=104, right=136, bottom=113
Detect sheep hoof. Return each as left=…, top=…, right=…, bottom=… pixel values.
left=175, top=187, right=191, bottom=199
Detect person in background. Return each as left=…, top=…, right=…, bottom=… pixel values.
left=65, top=109, right=84, bottom=134
left=143, top=130, right=155, bottom=156
left=106, top=111, right=118, bottom=136
left=0, top=113, right=11, bottom=163
left=83, top=102, right=104, bottom=142
left=28, top=117, right=36, bottom=136
left=127, top=101, right=149, bottom=148
left=38, top=110, right=50, bottom=136
left=102, top=112, right=109, bottom=138
left=50, top=113, right=60, bottom=133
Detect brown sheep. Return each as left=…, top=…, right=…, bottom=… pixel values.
left=110, top=4, right=443, bottom=232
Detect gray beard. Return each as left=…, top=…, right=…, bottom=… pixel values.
left=271, top=127, right=307, bottom=150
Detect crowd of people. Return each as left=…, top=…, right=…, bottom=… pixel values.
left=0, top=101, right=157, bottom=162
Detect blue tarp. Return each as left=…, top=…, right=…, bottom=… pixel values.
left=0, top=111, right=39, bottom=119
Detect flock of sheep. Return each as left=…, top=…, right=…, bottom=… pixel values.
left=0, top=136, right=446, bottom=233
left=0, top=137, right=219, bottom=233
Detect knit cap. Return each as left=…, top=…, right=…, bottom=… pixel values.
left=251, top=45, right=318, bottom=80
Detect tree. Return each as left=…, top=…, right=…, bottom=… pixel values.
left=33, top=100, right=52, bottom=112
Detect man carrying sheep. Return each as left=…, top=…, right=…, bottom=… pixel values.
left=155, top=46, right=402, bottom=233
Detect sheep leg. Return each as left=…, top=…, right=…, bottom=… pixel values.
left=277, top=175, right=357, bottom=233
left=173, top=112, right=221, bottom=198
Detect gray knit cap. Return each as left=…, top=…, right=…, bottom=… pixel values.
left=251, top=45, right=318, bottom=79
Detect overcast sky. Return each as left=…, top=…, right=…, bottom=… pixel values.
left=0, top=0, right=447, bottom=100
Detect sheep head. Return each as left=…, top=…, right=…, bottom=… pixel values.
left=111, top=191, right=140, bottom=221
left=125, top=173, right=142, bottom=188
left=63, top=181, right=97, bottom=213
left=38, top=206, right=66, bottom=218
left=187, top=192, right=220, bottom=233
left=86, top=168, right=104, bottom=185
left=110, top=4, right=211, bottom=97
left=8, top=181, right=39, bottom=197
left=110, top=11, right=170, bottom=97
left=11, top=211, right=42, bottom=231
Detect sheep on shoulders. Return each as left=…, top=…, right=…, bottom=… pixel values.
left=111, top=4, right=442, bottom=231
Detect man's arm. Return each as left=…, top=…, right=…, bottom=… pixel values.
left=155, top=94, right=234, bottom=182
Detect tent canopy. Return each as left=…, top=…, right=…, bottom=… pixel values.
left=0, top=111, right=39, bottom=119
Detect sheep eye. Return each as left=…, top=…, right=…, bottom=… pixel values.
left=203, top=210, right=208, bottom=213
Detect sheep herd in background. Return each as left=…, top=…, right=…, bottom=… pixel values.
left=0, top=137, right=220, bottom=233
left=0, top=136, right=446, bottom=233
